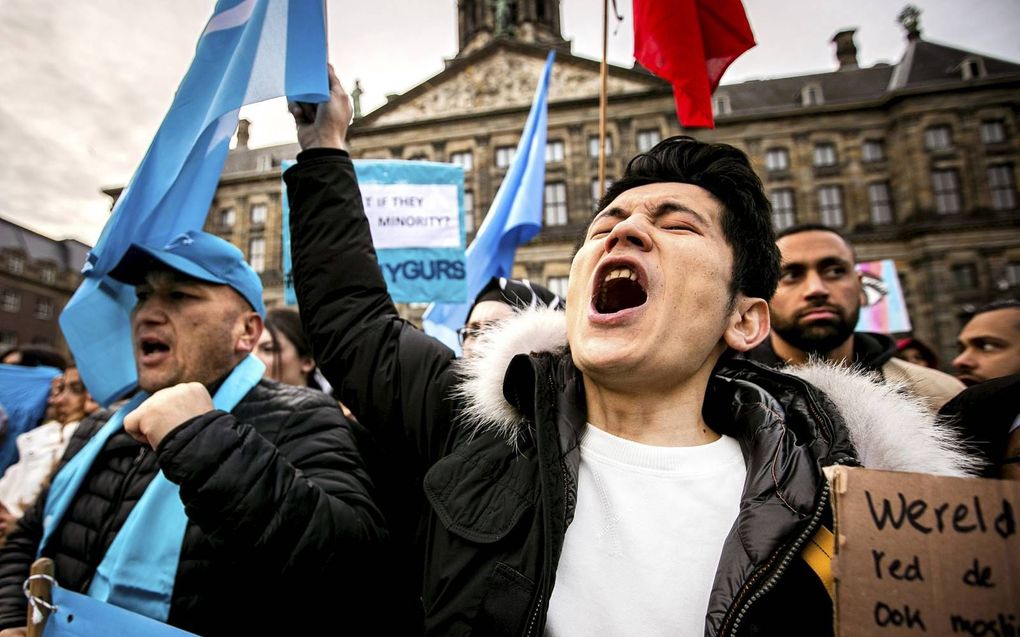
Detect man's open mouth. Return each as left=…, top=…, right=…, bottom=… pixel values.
left=139, top=336, right=171, bottom=357
left=593, top=264, right=647, bottom=314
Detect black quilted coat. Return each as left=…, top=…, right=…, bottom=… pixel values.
left=0, top=379, right=392, bottom=635
left=286, top=150, right=861, bottom=636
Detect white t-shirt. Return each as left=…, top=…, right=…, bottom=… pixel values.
left=546, top=424, right=747, bottom=637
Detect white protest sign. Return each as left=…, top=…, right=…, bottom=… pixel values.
left=362, top=183, right=460, bottom=249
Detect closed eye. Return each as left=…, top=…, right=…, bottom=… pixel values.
left=588, top=221, right=617, bottom=239
left=662, top=223, right=696, bottom=233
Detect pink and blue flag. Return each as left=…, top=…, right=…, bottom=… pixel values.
left=856, top=259, right=912, bottom=334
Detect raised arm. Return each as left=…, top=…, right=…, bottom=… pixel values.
left=285, top=67, right=459, bottom=470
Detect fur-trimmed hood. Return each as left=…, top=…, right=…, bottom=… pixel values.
left=453, top=308, right=977, bottom=477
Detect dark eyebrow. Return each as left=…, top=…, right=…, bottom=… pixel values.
left=817, top=256, right=853, bottom=269
left=650, top=201, right=711, bottom=227
left=591, top=200, right=710, bottom=227
left=591, top=206, right=629, bottom=225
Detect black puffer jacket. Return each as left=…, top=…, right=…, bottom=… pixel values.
left=0, top=378, right=390, bottom=635
left=287, top=151, right=972, bottom=636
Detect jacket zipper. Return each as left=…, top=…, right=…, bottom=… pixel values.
left=521, top=366, right=563, bottom=637
left=523, top=592, right=544, bottom=637
left=719, top=478, right=830, bottom=637
left=82, top=445, right=149, bottom=590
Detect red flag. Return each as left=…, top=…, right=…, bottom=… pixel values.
left=633, top=0, right=755, bottom=128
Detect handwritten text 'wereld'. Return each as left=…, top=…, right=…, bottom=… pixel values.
left=866, top=492, right=1016, bottom=538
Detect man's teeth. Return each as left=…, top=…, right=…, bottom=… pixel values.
left=604, top=267, right=637, bottom=282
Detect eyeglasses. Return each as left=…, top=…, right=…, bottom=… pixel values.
left=54, top=381, right=86, bottom=396
left=457, top=321, right=500, bottom=346
left=457, top=326, right=481, bottom=346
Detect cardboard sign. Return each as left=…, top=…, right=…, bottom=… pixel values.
left=829, top=467, right=1019, bottom=637
left=856, top=259, right=912, bottom=334
left=282, top=159, right=468, bottom=305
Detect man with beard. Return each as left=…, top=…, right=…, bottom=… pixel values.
left=746, top=224, right=963, bottom=411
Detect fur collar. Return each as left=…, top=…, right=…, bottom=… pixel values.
left=453, top=309, right=977, bottom=477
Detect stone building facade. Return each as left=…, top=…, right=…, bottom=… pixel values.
left=201, top=2, right=1020, bottom=367
left=0, top=217, right=91, bottom=355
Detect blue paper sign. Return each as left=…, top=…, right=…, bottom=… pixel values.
left=283, top=160, right=467, bottom=304
left=42, top=585, right=198, bottom=636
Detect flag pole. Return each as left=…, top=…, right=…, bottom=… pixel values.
left=598, top=0, right=609, bottom=198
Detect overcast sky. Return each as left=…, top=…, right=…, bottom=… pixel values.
left=1, top=0, right=1017, bottom=245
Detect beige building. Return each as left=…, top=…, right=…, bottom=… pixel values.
left=0, top=217, right=91, bottom=355
left=200, top=2, right=1020, bottom=367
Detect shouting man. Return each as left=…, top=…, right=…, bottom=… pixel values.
left=0, top=232, right=388, bottom=635
left=287, top=68, right=976, bottom=636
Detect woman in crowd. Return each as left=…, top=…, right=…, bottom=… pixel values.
left=256, top=307, right=327, bottom=390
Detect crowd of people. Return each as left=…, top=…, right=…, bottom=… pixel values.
left=0, top=67, right=1015, bottom=635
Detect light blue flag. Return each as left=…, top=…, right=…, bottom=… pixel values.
left=0, top=364, right=61, bottom=475
left=59, top=0, right=328, bottom=406
left=423, top=50, right=555, bottom=352
left=40, top=585, right=197, bottom=637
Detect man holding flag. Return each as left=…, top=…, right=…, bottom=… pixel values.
left=0, top=1, right=404, bottom=634
left=0, top=233, right=390, bottom=635
left=288, top=65, right=976, bottom=635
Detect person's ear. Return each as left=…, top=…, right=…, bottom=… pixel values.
left=235, top=312, right=264, bottom=356
left=299, top=356, right=315, bottom=375
left=723, top=296, right=771, bottom=352
left=856, top=271, right=868, bottom=307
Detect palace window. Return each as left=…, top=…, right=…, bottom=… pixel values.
left=868, top=182, right=894, bottom=225
left=988, top=164, right=1016, bottom=211
left=588, top=135, right=613, bottom=158
left=450, top=151, right=473, bottom=171
left=249, top=237, right=266, bottom=273
left=924, top=125, right=953, bottom=151
left=770, top=189, right=796, bottom=230
left=813, top=143, right=838, bottom=168
left=545, top=140, right=565, bottom=163
left=818, top=186, right=844, bottom=227
left=861, top=139, right=885, bottom=163
left=250, top=203, right=267, bottom=225
left=544, top=182, right=568, bottom=226
left=495, top=145, right=516, bottom=168
left=765, top=148, right=790, bottom=172
left=637, top=129, right=661, bottom=153
left=980, top=120, right=1006, bottom=145
left=931, top=169, right=963, bottom=214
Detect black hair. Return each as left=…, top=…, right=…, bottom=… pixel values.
left=968, top=299, right=1020, bottom=331
left=469, top=277, right=565, bottom=316
left=897, top=337, right=939, bottom=368
left=595, top=136, right=780, bottom=300
left=263, top=307, right=316, bottom=388
left=2, top=345, right=67, bottom=370
left=775, top=223, right=857, bottom=262
left=972, top=299, right=1020, bottom=316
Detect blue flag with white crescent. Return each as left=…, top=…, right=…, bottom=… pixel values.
left=423, top=50, right=554, bottom=352
left=59, top=0, right=328, bottom=406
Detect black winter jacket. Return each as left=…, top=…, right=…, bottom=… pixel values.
left=0, top=378, right=390, bottom=636
left=286, top=151, right=973, bottom=636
